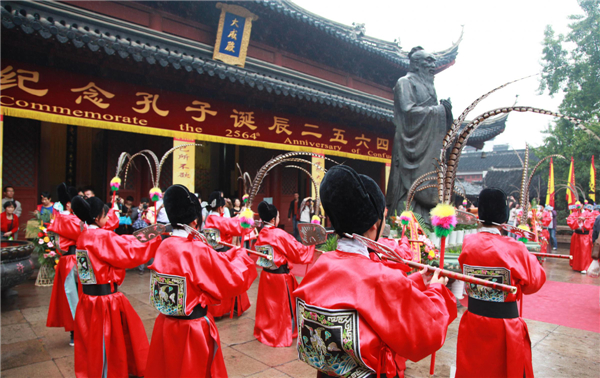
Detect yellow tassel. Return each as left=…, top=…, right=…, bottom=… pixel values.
left=430, top=203, right=455, bottom=218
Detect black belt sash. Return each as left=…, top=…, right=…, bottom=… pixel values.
left=264, top=263, right=290, bottom=274
left=169, top=304, right=208, bottom=320
left=575, top=230, right=589, bottom=235
left=468, top=297, right=519, bottom=319
left=82, top=282, right=118, bottom=296
left=62, top=245, right=76, bottom=256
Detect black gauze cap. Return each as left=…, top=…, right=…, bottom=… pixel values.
left=208, top=191, right=225, bottom=209
left=164, top=184, right=200, bottom=225
left=72, top=196, right=105, bottom=224
left=478, top=188, right=509, bottom=225
left=258, top=201, right=278, bottom=222
left=320, top=165, right=386, bottom=235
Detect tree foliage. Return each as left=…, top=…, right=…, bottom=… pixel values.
left=537, top=0, right=600, bottom=221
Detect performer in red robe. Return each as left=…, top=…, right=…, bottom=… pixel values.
left=456, top=188, right=546, bottom=378
left=378, top=234, right=414, bottom=261
left=146, top=185, right=257, bottom=377
left=567, top=203, right=594, bottom=272
left=539, top=207, right=553, bottom=254
left=71, top=196, right=161, bottom=378
left=46, top=184, right=119, bottom=346
left=204, top=191, right=253, bottom=318
left=253, top=201, right=315, bottom=347
left=294, top=166, right=457, bottom=378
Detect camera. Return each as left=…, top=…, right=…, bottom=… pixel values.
left=143, top=204, right=148, bottom=210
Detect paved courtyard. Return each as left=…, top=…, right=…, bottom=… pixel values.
left=1, top=243, right=599, bottom=378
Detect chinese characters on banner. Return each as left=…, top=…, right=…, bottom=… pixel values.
left=173, top=139, right=196, bottom=193
left=0, top=60, right=392, bottom=163
left=213, top=4, right=258, bottom=68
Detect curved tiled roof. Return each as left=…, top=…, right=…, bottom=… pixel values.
left=250, top=0, right=462, bottom=73
left=460, top=114, right=508, bottom=149
left=0, top=1, right=394, bottom=121
left=2, top=1, right=476, bottom=142
left=458, top=148, right=539, bottom=173
left=484, top=169, right=545, bottom=200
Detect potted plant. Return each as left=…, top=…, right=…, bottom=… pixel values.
left=27, top=221, right=59, bottom=287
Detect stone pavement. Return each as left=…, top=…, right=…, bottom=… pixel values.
left=1, top=243, right=599, bottom=377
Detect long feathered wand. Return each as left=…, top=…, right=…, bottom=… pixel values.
left=120, top=143, right=202, bottom=223
left=415, top=76, right=588, bottom=377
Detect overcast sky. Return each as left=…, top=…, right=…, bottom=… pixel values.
left=293, top=0, right=583, bottom=151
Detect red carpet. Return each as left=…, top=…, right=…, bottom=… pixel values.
left=521, top=281, right=599, bottom=333
left=461, top=281, right=599, bottom=333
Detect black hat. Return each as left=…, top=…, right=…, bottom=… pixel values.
left=208, top=191, right=225, bottom=210
left=57, top=183, right=78, bottom=208
left=164, top=184, right=201, bottom=225
left=258, top=201, right=278, bottom=222
left=478, top=188, right=509, bottom=226
left=72, top=196, right=106, bottom=224
left=320, top=165, right=386, bottom=235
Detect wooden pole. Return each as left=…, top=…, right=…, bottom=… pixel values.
left=430, top=235, right=447, bottom=377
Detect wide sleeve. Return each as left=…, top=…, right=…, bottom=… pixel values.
left=510, top=243, right=547, bottom=295
left=103, top=208, right=120, bottom=231
left=364, top=267, right=457, bottom=362
left=567, top=212, right=581, bottom=230
left=193, top=246, right=257, bottom=300
left=542, top=212, right=552, bottom=227
left=48, top=214, right=82, bottom=241
left=277, top=231, right=315, bottom=264
left=91, top=231, right=161, bottom=269
left=583, top=213, right=596, bottom=231
left=207, top=216, right=250, bottom=237
left=396, top=237, right=416, bottom=260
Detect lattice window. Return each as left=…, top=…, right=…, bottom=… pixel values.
left=2, top=117, right=38, bottom=188
left=282, top=167, right=298, bottom=195
left=242, top=147, right=280, bottom=194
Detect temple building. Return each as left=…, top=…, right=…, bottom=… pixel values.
left=457, top=146, right=545, bottom=203
left=0, top=0, right=501, bottom=233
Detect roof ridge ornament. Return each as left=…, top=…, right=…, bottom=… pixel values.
left=351, top=22, right=366, bottom=40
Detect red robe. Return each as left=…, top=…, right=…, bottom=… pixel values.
left=204, top=213, right=253, bottom=317
left=146, top=231, right=257, bottom=377
left=378, top=236, right=414, bottom=261
left=254, top=225, right=315, bottom=347
left=293, top=239, right=457, bottom=378
left=204, top=213, right=250, bottom=245
left=456, top=231, right=546, bottom=378
left=74, top=226, right=161, bottom=378
left=567, top=210, right=594, bottom=271
left=46, top=210, right=119, bottom=332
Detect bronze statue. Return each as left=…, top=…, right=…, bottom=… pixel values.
left=386, top=47, right=453, bottom=221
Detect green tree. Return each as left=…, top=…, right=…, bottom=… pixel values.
left=537, top=0, right=600, bottom=222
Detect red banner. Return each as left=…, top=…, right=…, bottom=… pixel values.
left=0, top=60, right=392, bottom=163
